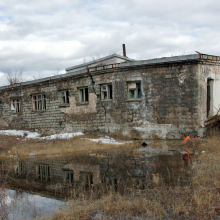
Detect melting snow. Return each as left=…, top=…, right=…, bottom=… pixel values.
left=0, top=130, right=41, bottom=139
left=0, top=130, right=131, bottom=144
left=0, top=130, right=84, bottom=140
left=41, top=132, right=84, bottom=140
left=82, top=136, right=133, bottom=145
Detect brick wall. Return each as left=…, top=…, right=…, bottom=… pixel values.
left=0, top=60, right=201, bottom=139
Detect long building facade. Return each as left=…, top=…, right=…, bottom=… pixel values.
left=0, top=53, right=219, bottom=139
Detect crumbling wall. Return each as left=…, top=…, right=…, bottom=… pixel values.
left=198, top=63, right=220, bottom=135
left=0, top=61, right=201, bottom=139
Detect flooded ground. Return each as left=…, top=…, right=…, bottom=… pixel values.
left=0, top=188, right=66, bottom=220
left=0, top=140, right=194, bottom=219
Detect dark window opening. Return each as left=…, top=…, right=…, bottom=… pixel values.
left=15, top=162, right=25, bottom=176
left=65, top=171, right=74, bottom=184
left=11, top=99, right=21, bottom=113
left=207, top=79, right=213, bottom=118
left=134, top=178, right=146, bottom=190
left=60, top=90, right=69, bottom=105
left=1, top=161, right=7, bottom=174
left=36, top=165, right=50, bottom=181
left=127, top=82, right=142, bottom=100
left=80, top=172, right=93, bottom=188
left=33, top=94, right=46, bottom=111
left=102, top=176, right=118, bottom=192
left=101, top=84, right=112, bottom=100
left=79, top=87, right=89, bottom=103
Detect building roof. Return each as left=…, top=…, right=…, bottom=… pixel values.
left=65, top=53, right=134, bottom=71
left=1, top=52, right=219, bottom=91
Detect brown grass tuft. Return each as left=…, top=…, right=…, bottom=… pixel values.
left=45, top=135, right=220, bottom=219
left=0, top=134, right=139, bottom=159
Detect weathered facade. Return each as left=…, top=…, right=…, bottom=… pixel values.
left=0, top=53, right=219, bottom=139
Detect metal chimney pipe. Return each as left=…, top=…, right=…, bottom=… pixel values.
left=122, top=44, right=126, bottom=57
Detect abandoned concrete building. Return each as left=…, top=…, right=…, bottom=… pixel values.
left=0, top=52, right=219, bottom=139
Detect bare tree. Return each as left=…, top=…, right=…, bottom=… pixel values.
left=32, top=71, right=44, bottom=80
left=2, top=68, right=24, bottom=85
left=53, top=68, right=60, bottom=76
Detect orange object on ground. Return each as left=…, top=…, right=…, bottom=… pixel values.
left=182, top=136, right=190, bottom=143
left=184, top=147, right=191, bottom=152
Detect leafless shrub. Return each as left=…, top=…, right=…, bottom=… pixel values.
left=53, top=68, right=60, bottom=76
left=2, top=68, right=24, bottom=85
left=32, top=71, right=44, bottom=80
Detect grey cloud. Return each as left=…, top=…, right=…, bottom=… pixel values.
left=0, top=0, right=220, bottom=86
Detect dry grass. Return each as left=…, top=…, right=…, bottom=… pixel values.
left=0, top=135, right=19, bottom=152
left=0, top=134, right=139, bottom=159
left=2, top=132, right=220, bottom=219
left=47, top=187, right=194, bottom=220
left=45, top=135, right=220, bottom=220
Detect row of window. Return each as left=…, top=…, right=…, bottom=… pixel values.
left=0, top=82, right=142, bottom=113
left=61, top=82, right=141, bottom=104
left=3, top=162, right=142, bottom=191
left=37, top=165, right=93, bottom=188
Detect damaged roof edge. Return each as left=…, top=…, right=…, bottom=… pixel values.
left=65, top=53, right=134, bottom=71
left=0, top=53, right=202, bottom=91
left=119, top=54, right=200, bottom=68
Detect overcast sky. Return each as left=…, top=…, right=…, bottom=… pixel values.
left=0, top=0, right=220, bottom=86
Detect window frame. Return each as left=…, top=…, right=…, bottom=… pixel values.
left=15, top=162, right=25, bottom=176
left=65, top=170, right=74, bottom=184
left=11, top=98, right=21, bottom=113
left=0, top=100, right=2, bottom=114
left=36, top=164, right=50, bottom=181
left=32, top=94, right=46, bottom=111
left=101, top=84, right=112, bottom=101
left=59, top=90, right=70, bottom=106
left=80, top=172, right=93, bottom=188
left=78, top=87, right=89, bottom=103
left=127, top=81, right=142, bottom=100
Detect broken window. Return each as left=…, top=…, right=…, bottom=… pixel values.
left=127, top=82, right=142, bottom=100
left=133, top=178, right=146, bottom=190
left=15, top=162, right=25, bottom=176
left=79, top=87, right=89, bottom=103
left=101, top=84, right=112, bottom=100
left=36, top=165, right=50, bottom=181
left=60, top=90, right=69, bottom=105
left=101, top=176, right=118, bottom=192
left=11, top=98, right=21, bottom=113
left=80, top=172, right=93, bottom=188
left=65, top=171, right=74, bottom=184
left=1, top=161, right=7, bottom=174
left=32, top=94, right=46, bottom=111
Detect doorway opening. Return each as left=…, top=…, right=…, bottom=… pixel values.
left=207, top=78, right=214, bottom=118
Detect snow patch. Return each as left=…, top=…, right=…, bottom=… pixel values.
left=41, top=132, right=84, bottom=140
left=0, top=130, right=40, bottom=139
left=82, top=136, right=133, bottom=145
left=0, top=130, right=84, bottom=140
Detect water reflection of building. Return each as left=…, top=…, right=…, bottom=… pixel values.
left=0, top=150, right=189, bottom=194
left=62, top=163, right=100, bottom=187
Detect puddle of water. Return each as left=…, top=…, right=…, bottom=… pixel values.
left=0, top=140, right=193, bottom=206
left=0, top=188, right=66, bottom=220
